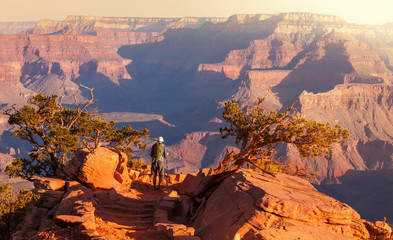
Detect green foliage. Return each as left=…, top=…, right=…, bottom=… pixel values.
left=4, top=158, right=48, bottom=181
left=248, top=160, right=283, bottom=174
left=216, top=91, right=349, bottom=175
left=4, top=91, right=149, bottom=180
left=0, top=184, right=40, bottom=240
left=127, top=158, right=148, bottom=170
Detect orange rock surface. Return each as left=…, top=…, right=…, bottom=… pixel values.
left=185, top=169, right=386, bottom=239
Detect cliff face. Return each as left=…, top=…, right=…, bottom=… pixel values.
left=29, top=16, right=227, bottom=48
left=299, top=84, right=393, bottom=182
left=0, top=33, right=130, bottom=99
left=168, top=131, right=237, bottom=173
left=198, top=39, right=302, bottom=80
left=300, top=84, right=393, bottom=141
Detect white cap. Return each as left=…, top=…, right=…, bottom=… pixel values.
left=158, top=136, right=164, bottom=142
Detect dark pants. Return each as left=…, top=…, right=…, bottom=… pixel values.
left=152, top=159, right=164, bottom=189
left=152, top=160, right=164, bottom=176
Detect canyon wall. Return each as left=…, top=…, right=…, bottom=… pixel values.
left=28, top=16, right=227, bottom=48
left=2, top=13, right=393, bottom=221
left=0, top=33, right=130, bottom=102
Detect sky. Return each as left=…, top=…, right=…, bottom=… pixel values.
left=1, top=0, right=393, bottom=25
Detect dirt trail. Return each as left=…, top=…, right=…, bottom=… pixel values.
left=93, top=182, right=169, bottom=240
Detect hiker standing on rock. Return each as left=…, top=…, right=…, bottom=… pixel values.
left=150, top=136, right=168, bottom=190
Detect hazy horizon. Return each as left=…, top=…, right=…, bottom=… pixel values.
left=1, top=0, right=393, bottom=25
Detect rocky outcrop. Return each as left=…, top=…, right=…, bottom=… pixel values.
left=63, top=147, right=132, bottom=189
left=14, top=178, right=99, bottom=239
left=53, top=181, right=98, bottom=236
left=179, top=169, right=391, bottom=240
left=15, top=162, right=189, bottom=239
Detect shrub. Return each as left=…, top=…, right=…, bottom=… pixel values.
left=127, top=158, right=148, bottom=170
left=0, top=184, right=39, bottom=240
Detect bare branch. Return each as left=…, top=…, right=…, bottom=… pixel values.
left=58, top=95, right=64, bottom=108
left=67, top=85, right=95, bottom=130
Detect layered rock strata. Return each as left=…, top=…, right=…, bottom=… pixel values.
left=300, top=84, right=393, bottom=141
left=0, top=34, right=131, bottom=87
left=180, top=169, right=391, bottom=239
left=29, top=16, right=227, bottom=48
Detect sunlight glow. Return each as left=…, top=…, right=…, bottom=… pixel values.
left=0, top=0, right=392, bottom=25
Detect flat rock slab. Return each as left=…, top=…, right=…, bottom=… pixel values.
left=190, top=169, right=371, bottom=240
left=34, top=177, right=66, bottom=191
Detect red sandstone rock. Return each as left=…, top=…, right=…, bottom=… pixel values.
left=29, top=16, right=226, bottom=48
left=64, top=147, right=132, bottom=189
left=40, top=190, right=64, bottom=209
left=113, top=171, right=123, bottom=184
left=77, top=148, right=119, bottom=189
left=49, top=181, right=99, bottom=237
left=114, top=150, right=132, bottom=186
left=63, top=149, right=89, bottom=179
left=198, top=38, right=302, bottom=80
left=129, top=169, right=141, bottom=180
left=187, top=169, right=372, bottom=240
left=0, top=33, right=131, bottom=88
left=33, top=177, right=66, bottom=191
left=155, top=222, right=196, bottom=238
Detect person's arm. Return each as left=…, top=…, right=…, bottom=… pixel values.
left=164, top=145, right=168, bottom=170
left=150, top=143, right=155, bottom=158
left=164, top=145, right=169, bottom=158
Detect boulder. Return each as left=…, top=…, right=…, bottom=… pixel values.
left=63, top=147, right=133, bottom=189
left=40, top=190, right=64, bottom=209
left=33, top=177, right=66, bottom=191
left=63, top=150, right=90, bottom=179
left=177, top=174, right=197, bottom=195
left=189, top=169, right=373, bottom=240
left=77, top=148, right=120, bottom=189
left=114, top=150, right=132, bottom=186
left=129, top=169, right=140, bottom=180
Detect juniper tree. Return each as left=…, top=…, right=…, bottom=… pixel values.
left=3, top=87, right=149, bottom=180
left=215, top=90, right=349, bottom=175
left=187, top=90, right=349, bottom=218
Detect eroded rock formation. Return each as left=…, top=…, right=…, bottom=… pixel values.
left=28, top=15, right=227, bottom=48
left=178, top=169, right=391, bottom=239
left=3, top=12, right=393, bottom=224
left=63, top=147, right=132, bottom=189
left=0, top=34, right=130, bottom=82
